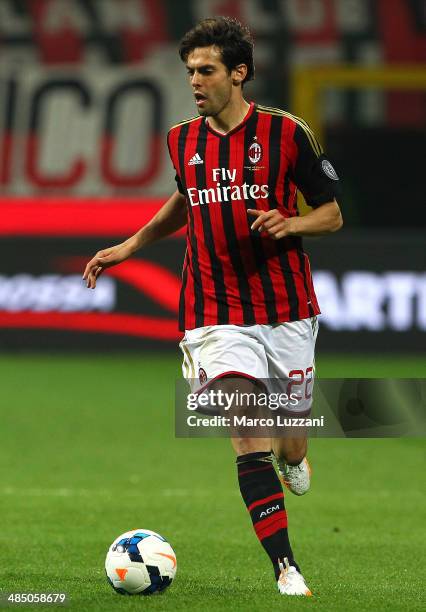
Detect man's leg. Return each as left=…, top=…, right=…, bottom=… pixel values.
left=232, top=434, right=312, bottom=595
left=212, top=375, right=298, bottom=581
left=180, top=327, right=311, bottom=593
left=272, top=435, right=307, bottom=466
left=272, top=434, right=311, bottom=496
left=232, top=436, right=298, bottom=579
left=261, top=317, right=318, bottom=496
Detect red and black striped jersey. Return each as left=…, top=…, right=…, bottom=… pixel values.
left=167, top=102, right=340, bottom=331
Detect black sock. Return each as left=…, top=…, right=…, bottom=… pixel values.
left=237, top=451, right=299, bottom=579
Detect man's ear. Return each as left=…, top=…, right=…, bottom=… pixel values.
left=231, top=63, right=248, bottom=86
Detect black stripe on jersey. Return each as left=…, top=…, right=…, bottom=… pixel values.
left=218, top=137, right=255, bottom=325
left=267, top=115, right=300, bottom=321
left=244, top=112, right=278, bottom=323
left=283, top=172, right=291, bottom=213
left=178, top=122, right=204, bottom=327
left=297, top=249, right=315, bottom=318
left=179, top=250, right=189, bottom=330
left=267, top=115, right=282, bottom=206
left=196, top=121, right=229, bottom=323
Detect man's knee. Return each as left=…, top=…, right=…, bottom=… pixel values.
left=232, top=437, right=270, bottom=456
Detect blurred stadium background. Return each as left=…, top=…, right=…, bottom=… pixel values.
left=0, top=2, right=425, bottom=609
left=0, top=0, right=424, bottom=355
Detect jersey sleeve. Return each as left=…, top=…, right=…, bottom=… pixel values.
left=167, top=129, right=185, bottom=195
left=174, top=173, right=184, bottom=194
left=290, top=122, right=341, bottom=207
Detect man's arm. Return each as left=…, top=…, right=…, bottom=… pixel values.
left=247, top=200, right=343, bottom=239
left=83, top=189, right=186, bottom=288
left=249, top=118, right=343, bottom=240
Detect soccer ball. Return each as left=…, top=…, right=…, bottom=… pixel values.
left=105, top=529, right=176, bottom=595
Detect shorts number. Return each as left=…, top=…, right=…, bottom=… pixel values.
left=288, top=367, right=313, bottom=400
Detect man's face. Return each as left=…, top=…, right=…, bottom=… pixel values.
left=186, top=46, right=234, bottom=117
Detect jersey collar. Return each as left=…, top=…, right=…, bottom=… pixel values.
left=204, top=101, right=255, bottom=138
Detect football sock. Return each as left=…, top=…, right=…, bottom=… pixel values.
left=237, top=451, right=299, bottom=579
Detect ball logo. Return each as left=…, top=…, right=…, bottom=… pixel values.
left=155, top=552, right=177, bottom=569
left=248, top=139, right=262, bottom=164
left=115, top=568, right=128, bottom=581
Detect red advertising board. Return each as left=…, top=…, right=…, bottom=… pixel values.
left=1, top=198, right=185, bottom=347
left=1, top=199, right=425, bottom=351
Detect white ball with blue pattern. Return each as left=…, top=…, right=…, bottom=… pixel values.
left=105, top=529, right=176, bottom=595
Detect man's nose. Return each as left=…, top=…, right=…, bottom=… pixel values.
left=191, top=72, right=201, bottom=87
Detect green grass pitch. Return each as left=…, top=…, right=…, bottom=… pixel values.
left=0, top=353, right=425, bottom=611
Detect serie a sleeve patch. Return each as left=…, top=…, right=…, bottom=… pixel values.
left=292, top=124, right=341, bottom=207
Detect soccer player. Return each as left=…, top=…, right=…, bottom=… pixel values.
left=83, top=17, right=342, bottom=596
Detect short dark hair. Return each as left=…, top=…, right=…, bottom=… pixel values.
left=179, top=17, right=255, bottom=85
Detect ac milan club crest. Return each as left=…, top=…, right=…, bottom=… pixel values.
left=198, top=367, right=207, bottom=384
left=248, top=136, right=262, bottom=164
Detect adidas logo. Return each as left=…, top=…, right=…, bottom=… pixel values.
left=188, top=153, right=204, bottom=166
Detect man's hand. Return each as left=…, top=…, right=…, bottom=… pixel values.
left=247, top=208, right=295, bottom=240
left=83, top=243, right=133, bottom=289
left=248, top=201, right=342, bottom=238
left=82, top=190, right=187, bottom=289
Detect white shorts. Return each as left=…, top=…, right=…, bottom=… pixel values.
left=180, top=317, right=318, bottom=414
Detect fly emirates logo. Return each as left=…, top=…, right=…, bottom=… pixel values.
left=186, top=168, right=269, bottom=206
